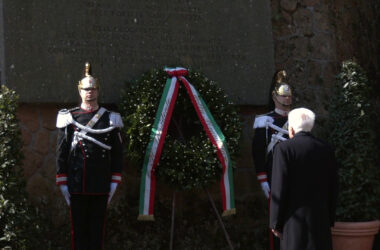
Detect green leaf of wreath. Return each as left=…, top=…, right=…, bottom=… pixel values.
left=119, top=68, right=241, bottom=190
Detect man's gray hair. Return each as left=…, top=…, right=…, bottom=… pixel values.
left=288, top=108, right=315, bottom=133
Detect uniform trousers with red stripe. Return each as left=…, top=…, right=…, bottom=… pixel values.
left=70, top=194, right=108, bottom=250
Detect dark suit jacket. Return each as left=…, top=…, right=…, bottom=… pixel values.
left=270, top=131, right=338, bottom=250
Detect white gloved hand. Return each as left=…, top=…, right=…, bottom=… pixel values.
left=108, top=183, right=118, bottom=204
left=60, top=185, right=71, bottom=206
left=260, top=181, right=270, bottom=199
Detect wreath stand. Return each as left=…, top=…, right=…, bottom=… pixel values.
left=169, top=190, right=234, bottom=250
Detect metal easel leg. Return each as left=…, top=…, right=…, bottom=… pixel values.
left=205, top=189, right=234, bottom=250
left=169, top=191, right=176, bottom=250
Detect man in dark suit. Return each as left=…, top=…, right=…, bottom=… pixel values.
left=270, top=108, right=338, bottom=250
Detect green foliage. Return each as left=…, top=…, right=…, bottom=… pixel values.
left=0, top=86, right=71, bottom=250
left=119, top=69, right=241, bottom=190
left=327, top=61, right=380, bottom=222
left=0, top=85, right=43, bottom=249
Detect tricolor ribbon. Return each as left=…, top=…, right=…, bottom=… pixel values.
left=138, top=67, right=236, bottom=221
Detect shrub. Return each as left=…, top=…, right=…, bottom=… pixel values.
left=0, top=85, right=43, bottom=248
left=327, top=60, right=380, bottom=221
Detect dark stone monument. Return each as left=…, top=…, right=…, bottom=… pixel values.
left=2, top=0, right=274, bottom=105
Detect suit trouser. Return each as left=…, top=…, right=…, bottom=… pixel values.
left=272, top=232, right=280, bottom=250
left=70, top=194, right=108, bottom=250
left=268, top=196, right=280, bottom=250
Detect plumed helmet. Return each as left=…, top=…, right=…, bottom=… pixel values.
left=78, top=62, right=99, bottom=91
left=272, top=70, right=292, bottom=96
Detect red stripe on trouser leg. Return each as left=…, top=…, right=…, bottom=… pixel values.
left=269, top=193, right=274, bottom=250
left=70, top=195, right=108, bottom=249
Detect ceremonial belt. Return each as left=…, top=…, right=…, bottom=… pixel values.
left=71, top=107, right=112, bottom=151
left=266, top=121, right=288, bottom=154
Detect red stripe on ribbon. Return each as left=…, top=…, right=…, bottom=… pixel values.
left=165, top=68, right=188, bottom=77
left=179, top=76, right=228, bottom=210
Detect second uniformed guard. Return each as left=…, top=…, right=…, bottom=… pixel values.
left=252, top=70, right=292, bottom=250
left=56, top=62, right=124, bottom=249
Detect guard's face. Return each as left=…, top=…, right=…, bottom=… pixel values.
left=276, top=94, right=292, bottom=106
left=79, top=87, right=99, bottom=103
left=273, top=94, right=292, bottom=108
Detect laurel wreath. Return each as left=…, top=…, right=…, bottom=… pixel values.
left=119, top=68, right=241, bottom=190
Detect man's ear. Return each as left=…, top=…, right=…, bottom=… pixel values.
left=289, top=126, right=295, bottom=138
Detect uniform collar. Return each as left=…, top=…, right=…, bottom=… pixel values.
left=80, top=103, right=99, bottom=112
left=274, top=108, right=289, bottom=117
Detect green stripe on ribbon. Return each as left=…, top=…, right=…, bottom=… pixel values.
left=139, top=78, right=173, bottom=216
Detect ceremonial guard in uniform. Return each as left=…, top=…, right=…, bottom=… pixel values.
left=251, top=70, right=292, bottom=250
left=56, top=62, right=124, bottom=250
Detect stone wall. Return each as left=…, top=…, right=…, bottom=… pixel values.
left=4, top=0, right=275, bottom=105
left=269, top=0, right=379, bottom=115
left=18, top=104, right=60, bottom=203
left=333, top=0, right=379, bottom=81
left=0, top=0, right=6, bottom=85
left=270, top=0, right=338, bottom=117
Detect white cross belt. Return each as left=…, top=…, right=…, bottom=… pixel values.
left=73, top=131, right=112, bottom=150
